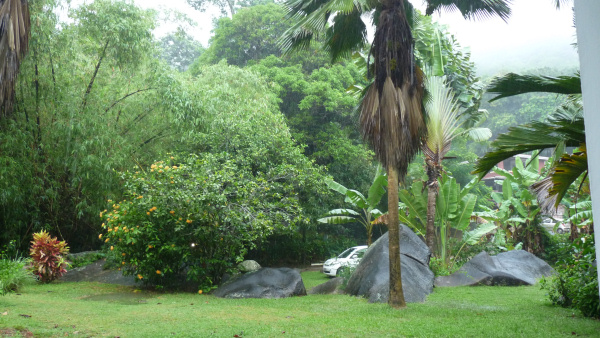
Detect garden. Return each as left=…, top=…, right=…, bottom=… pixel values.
left=1, top=0, right=599, bottom=336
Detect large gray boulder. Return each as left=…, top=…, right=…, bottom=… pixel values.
left=435, top=250, right=555, bottom=287
left=212, top=267, right=306, bottom=299
left=308, top=277, right=344, bottom=295
left=345, top=225, right=434, bottom=303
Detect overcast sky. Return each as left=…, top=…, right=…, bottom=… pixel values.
left=131, top=0, right=579, bottom=75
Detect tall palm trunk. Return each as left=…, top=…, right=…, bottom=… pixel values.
left=425, top=161, right=439, bottom=252
left=387, top=166, right=405, bottom=308
left=426, top=182, right=437, bottom=251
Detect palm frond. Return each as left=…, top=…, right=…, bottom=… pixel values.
left=0, top=0, right=30, bottom=116
left=423, top=76, right=460, bottom=161
left=487, top=73, right=581, bottom=102
left=279, top=0, right=372, bottom=62
left=324, top=9, right=367, bottom=62
left=425, top=0, right=512, bottom=22
left=532, top=147, right=588, bottom=212
left=472, top=102, right=585, bottom=178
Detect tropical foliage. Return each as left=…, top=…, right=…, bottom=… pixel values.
left=318, top=168, right=387, bottom=246
left=541, top=234, right=599, bottom=319
left=474, top=72, right=586, bottom=213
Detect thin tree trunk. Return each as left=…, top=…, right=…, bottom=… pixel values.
left=387, top=165, right=406, bottom=308
left=426, top=183, right=437, bottom=252
left=81, top=40, right=109, bottom=112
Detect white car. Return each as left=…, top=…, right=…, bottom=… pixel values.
left=322, top=245, right=368, bottom=277
left=542, top=218, right=570, bottom=234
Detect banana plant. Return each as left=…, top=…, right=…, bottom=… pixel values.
left=318, top=168, right=387, bottom=246
left=477, top=155, right=546, bottom=254
left=396, top=174, right=495, bottom=269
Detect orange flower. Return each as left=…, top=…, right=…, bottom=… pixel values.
left=137, top=274, right=143, bottom=279
left=198, top=290, right=203, bottom=295
left=186, top=219, right=192, bottom=224
left=122, top=261, right=125, bottom=265
left=98, top=234, right=102, bottom=239
left=148, top=245, right=153, bottom=249
left=122, top=253, right=126, bottom=256
left=156, top=270, right=161, bottom=275
left=105, top=238, right=109, bottom=243
left=170, top=210, right=175, bottom=214
left=147, top=212, right=150, bottom=215
left=110, top=246, right=114, bottom=250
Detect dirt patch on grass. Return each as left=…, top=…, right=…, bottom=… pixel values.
left=0, top=328, right=34, bottom=337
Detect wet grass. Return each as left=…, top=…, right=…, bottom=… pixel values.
left=1, top=272, right=599, bottom=337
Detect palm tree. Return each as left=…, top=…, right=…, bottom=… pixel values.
left=421, top=75, right=490, bottom=252
left=281, top=0, right=511, bottom=308
left=0, top=0, right=31, bottom=117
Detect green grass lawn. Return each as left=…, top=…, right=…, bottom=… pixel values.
left=1, top=271, right=599, bottom=337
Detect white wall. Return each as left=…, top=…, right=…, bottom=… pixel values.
left=574, top=0, right=600, bottom=303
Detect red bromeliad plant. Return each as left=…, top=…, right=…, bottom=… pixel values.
left=29, top=231, right=70, bottom=283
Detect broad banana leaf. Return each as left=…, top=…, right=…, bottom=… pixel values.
left=345, top=189, right=368, bottom=209
left=323, top=209, right=360, bottom=216
left=453, top=194, right=477, bottom=231
left=463, top=223, right=498, bottom=245
left=502, top=178, right=513, bottom=201
left=325, top=179, right=348, bottom=195
left=318, top=215, right=356, bottom=224
left=367, top=174, right=387, bottom=209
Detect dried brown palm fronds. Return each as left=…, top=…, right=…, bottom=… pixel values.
left=360, top=0, right=426, bottom=181
left=0, top=0, right=30, bottom=117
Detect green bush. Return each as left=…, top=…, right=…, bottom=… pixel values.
left=0, top=258, right=32, bottom=295
left=540, top=234, right=599, bottom=319
left=101, top=153, right=310, bottom=290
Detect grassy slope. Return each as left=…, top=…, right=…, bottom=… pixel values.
left=1, top=271, right=599, bottom=337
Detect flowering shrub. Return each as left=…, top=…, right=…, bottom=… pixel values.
left=101, top=153, right=308, bottom=290
left=29, top=231, right=70, bottom=283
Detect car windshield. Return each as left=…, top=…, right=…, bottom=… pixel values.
left=337, top=248, right=354, bottom=258
left=355, top=249, right=366, bottom=259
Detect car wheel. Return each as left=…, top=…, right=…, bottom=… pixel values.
left=557, top=228, right=564, bottom=234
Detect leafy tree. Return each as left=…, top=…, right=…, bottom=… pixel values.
left=247, top=56, right=375, bottom=193
left=159, top=28, right=204, bottom=72
left=281, top=0, right=511, bottom=308
left=0, top=0, right=175, bottom=251
left=197, top=3, right=288, bottom=67
left=186, top=0, right=271, bottom=18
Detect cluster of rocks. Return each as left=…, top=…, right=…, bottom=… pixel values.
left=60, top=226, right=556, bottom=302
